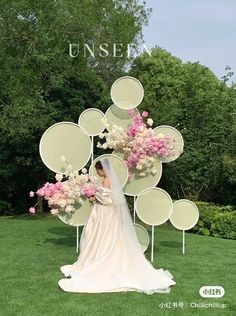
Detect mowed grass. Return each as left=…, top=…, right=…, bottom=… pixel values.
left=0, top=213, right=235, bottom=316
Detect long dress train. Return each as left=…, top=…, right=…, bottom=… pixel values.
left=58, top=186, right=176, bottom=294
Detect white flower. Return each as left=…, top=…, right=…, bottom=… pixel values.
left=136, top=164, right=143, bottom=170
left=81, top=168, right=87, bottom=174
left=50, top=209, right=59, bottom=216
left=138, top=125, right=145, bottom=132
left=139, top=172, right=146, bottom=177
left=58, top=199, right=67, bottom=208
left=98, top=133, right=105, bottom=139
left=55, top=173, right=63, bottom=182
left=65, top=205, right=75, bottom=213
left=102, top=143, right=108, bottom=149
left=60, top=155, right=66, bottom=162
left=147, top=118, right=153, bottom=126
left=151, top=168, right=157, bottom=174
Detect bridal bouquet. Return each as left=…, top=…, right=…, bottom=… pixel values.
left=29, top=159, right=99, bottom=215
left=97, top=110, right=175, bottom=177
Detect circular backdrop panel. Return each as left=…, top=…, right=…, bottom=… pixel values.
left=58, top=200, right=92, bottom=226
left=170, top=199, right=199, bottom=230
left=154, top=125, right=184, bottom=163
left=113, top=150, right=162, bottom=196
left=135, top=187, right=173, bottom=226
left=39, top=122, right=91, bottom=173
left=105, top=104, right=139, bottom=132
left=78, top=108, right=107, bottom=136
left=110, top=76, right=144, bottom=110
left=89, top=154, right=128, bottom=188
left=134, top=223, right=150, bottom=252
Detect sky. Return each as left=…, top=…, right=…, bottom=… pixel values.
left=141, top=0, right=236, bottom=84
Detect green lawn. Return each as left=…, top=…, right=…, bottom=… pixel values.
left=0, top=213, right=235, bottom=316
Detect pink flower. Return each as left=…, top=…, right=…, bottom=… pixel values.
left=81, top=183, right=98, bottom=197
left=128, top=109, right=135, bottom=115
left=133, top=115, right=142, bottom=123
left=29, top=207, right=36, bottom=214
left=141, top=111, right=148, bottom=117
left=36, top=188, right=45, bottom=197
left=29, top=191, right=34, bottom=197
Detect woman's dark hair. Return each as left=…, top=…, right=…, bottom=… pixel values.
left=95, top=160, right=103, bottom=170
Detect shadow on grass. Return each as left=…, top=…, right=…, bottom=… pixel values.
left=159, top=240, right=181, bottom=248
left=43, top=226, right=78, bottom=248
left=4, top=212, right=56, bottom=220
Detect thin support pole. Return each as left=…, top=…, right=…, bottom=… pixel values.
left=76, top=226, right=80, bottom=253
left=91, top=136, right=94, bottom=163
left=151, top=225, right=155, bottom=262
left=183, top=230, right=185, bottom=255
left=133, top=196, right=136, bottom=223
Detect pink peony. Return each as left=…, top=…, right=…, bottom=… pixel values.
left=141, top=111, right=148, bottom=117
left=128, top=109, right=135, bottom=115
left=36, top=188, right=45, bottom=197
left=29, top=207, right=35, bottom=214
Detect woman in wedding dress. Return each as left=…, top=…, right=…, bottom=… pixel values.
left=58, top=158, right=176, bottom=294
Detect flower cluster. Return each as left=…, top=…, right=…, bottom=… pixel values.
left=29, top=159, right=99, bottom=216
left=97, top=110, right=174, bottom=177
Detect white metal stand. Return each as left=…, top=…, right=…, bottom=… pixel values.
left=133, top=196, right=136, bottom=223
left=76, top=226, right=80, bottom=253
left=183, top=230, right=185, bottom=255
left=151, top=225, right=154, bottom=262
left=91, top=136, right=94, bottom=162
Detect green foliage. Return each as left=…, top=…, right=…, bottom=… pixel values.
left=129, top=47, right=236, bottom=205
left=0, top=0, right=150, bottom=214
left=191, top=202, right=236, bottom=240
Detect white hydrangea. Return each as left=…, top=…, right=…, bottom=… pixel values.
left=65, top=205, right=75, bottom=213
left=81, top=168, right=87, bottom=174
left=151, top=168, right=157, bottom=174
left=55, top=173, right=63, bottom=182
left=98, top=133, right=105, bottom=139
left=147, top=118, right=153, bottom=126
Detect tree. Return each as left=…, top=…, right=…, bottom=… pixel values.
left=129, top=47, right=236, bottom=204
left=0, top=0, right=151, bottom=214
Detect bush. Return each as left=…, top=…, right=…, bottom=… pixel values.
left=190, top=201, right=236, bottom=240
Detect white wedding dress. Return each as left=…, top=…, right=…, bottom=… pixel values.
left=58, top=186, right=176, bottom=294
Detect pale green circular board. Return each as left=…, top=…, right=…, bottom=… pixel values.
left=39, top=122, right=91, bottom=173
left=134, top=223, right=150, bottom=252
left=105, top=104, right=139, bottom=131
left=58, top=199, right=92, bottom=226
left=113, top=150, right=163, bottom=196
left=170, top=199, right=199, bottom=230
left=78, top=108, right=107, bottom=136
left=154, top=125, right=184, bottom=163
left=110, top=76, right=144, bottom=110
left=89, top=154, right=128, bottom=188
left=135, top=187, right=173, bottom=225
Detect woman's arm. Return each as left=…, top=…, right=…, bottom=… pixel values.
left=102, top=177, right=111, bottom=189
